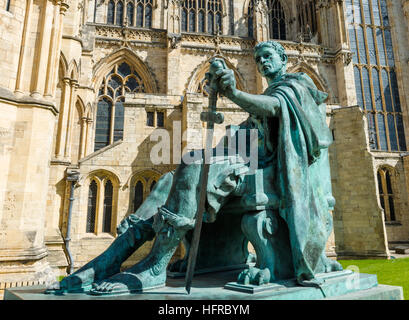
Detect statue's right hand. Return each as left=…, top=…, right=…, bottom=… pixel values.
left=215, top=68, right=237, bottom=98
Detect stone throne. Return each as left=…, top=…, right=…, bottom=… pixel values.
left=166, top=123, right=318, bottom=285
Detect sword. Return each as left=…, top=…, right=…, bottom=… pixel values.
left=184, top=58, right=227, bottom=294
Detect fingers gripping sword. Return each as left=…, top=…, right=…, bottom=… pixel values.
left=184, top=58, right=227, bottom=294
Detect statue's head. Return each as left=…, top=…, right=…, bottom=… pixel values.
left=254, top=41, right=288, bottom=81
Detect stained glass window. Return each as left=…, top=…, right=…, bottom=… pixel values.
left=95, top=62, right=146, bottom=151
left=134, top=180, right=144, bottom=211
left=147, top=111, right=154, bottom=127
left=146, top=110, right=164, bottom=127
left=86, top=180, right=97, bottom=233
left=102, top=180, right=113, bottom=233
left=247, top=0, right=254, bottom=38
left=347, top=0, right=406, bottom=151
left=107, top=0, right=115, bottom=24
left=377, top=168, right=396, bottom=221
left=107, top=0, right=152, bottom=27
left=127, top=2, right=135, bottom=26
left=297, top=0, right=317, bottom=42
left=267, top=0, right=286, bottom=40
left=181, top=0, right=223, bottom=34
left=116, top=1, right=124, bottom=25
left=133, top=174, right=158, bottom=212
left=157, top=111, right=164, bottom=127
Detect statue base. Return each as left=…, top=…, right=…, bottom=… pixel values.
left=3, top=269, right=403, bottom=300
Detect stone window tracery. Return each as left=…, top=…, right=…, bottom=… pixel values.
left=377, top=167, right=397, bottom=222
left=103, top=180, right=113, bottom=232
left=347, top=0, right=406, bottom=152
left=181, top=0, right=223, bottom=34
left=95, top=62, right=146, bottom=152
left=297, top=0, right=317, bottom=42
left=267, top=0, right=286, bottom=40
left=86, top=180, right=98, bottom=233
left=107, top=0, right=153, bottom=27
left=247, top=0, right=255, bottom=38
left=132, top=172, right=159, bottom=212
left=86, top=177, right=116, bottom=234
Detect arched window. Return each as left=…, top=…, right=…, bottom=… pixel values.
left=347, top=0, right=406, bottom=151
left=247, top=0, right=255, bottom=38
left=86, top=174, right=118, bottom=234
left=377, top=167, right=396, bottom=221
left=95, top=62, right=146, bottom=151
left=181, top=0, right=223, bottom=34
left=132, top=171, right=159, bottom=212
left=267, top=0, right=286, bottom=40
left=103, top=180, right=113, bottom=232
left=107, top=0, right=115, bottom=24
left=6, top=0, right=11, bottom=11
left=107, top=0, right=152, bottom=27
left=133, top=180, right=144, bottom=211
left=86, top=180, right=98, bottom=233
left=297, top=0, right=317, bottom=42
left=116, top=1, right=124, bottom=26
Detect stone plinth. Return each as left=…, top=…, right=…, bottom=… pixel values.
left=4, top=270, right=403, bottom=300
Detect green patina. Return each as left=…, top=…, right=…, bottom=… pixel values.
left=45, top=41, right=342, bottom=296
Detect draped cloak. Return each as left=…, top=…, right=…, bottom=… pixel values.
left=261, top=72, right=335, bottom=281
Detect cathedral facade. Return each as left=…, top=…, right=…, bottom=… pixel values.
left=1, top=0, right=409, bottom=294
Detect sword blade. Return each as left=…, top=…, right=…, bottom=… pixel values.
left=184, top=100, right=216, bottom=294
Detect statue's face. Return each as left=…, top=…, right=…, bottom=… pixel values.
left=254, top=46, right=285, bottom=79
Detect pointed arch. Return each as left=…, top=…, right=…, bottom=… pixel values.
left=85, top=102, right=93, bottom=117
left=92, top=48, right=158, bottom=96
left=59, top=53, right=68, bottom=81
left=86, top=168, right=122, bottom=187
left=92, top=49, right=158, bottom=151
left=128, top=168, right=162, bottom=187
left=67, top=59, right=79, bottom=81
left=75, top=95, right=86, bottom=118
left=128, top=168, right=162, bottom=212
left=186, top=56, right=247, bottom=95
left=288, top=63, right=329, bottom=95
left=376, top=165, right=398, bottom=222
left=84, top=169, right=121, bottom=234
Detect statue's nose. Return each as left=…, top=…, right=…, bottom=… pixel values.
left=260, top=57, right=268, bottom=65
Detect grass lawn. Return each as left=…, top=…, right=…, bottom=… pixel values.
left=338, top=257, right=409, bottom=300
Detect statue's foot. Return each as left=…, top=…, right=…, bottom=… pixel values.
left=237, top=267, right=271, bottom=286
left=89, top=262, right=166, bottom=296
left=296, top=277, right=324, bottom=288
left=44, top=270, right=95, bottom=294
left=44, top=255, right=123, bottom=294
left=325, top=259, right=343, bottom=273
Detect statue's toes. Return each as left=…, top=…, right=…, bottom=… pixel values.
left=237, top=270, right=250, bottom=285
left=331, top=261, right=343, bottom=272
left=90, top=280, right=128, bottom=295
left=44, top=281, right=64, bottom=294
left=254, top=268, right=270, bottom=285
left=47, top=281, right=61, bottom=290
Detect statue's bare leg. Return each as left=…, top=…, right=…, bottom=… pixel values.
left=44, top=172, right=174, bottom=294
left=89, top=162, right=201, bottom=295
left=89, top=154, right=246, bottom=296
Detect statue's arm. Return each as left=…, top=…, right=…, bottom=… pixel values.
left=215, top=69, right=280, bottom=117
left=228, top=89, right=280, bottom=118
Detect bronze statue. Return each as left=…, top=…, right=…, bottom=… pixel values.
left=46, top=41, right=342, bottom=296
